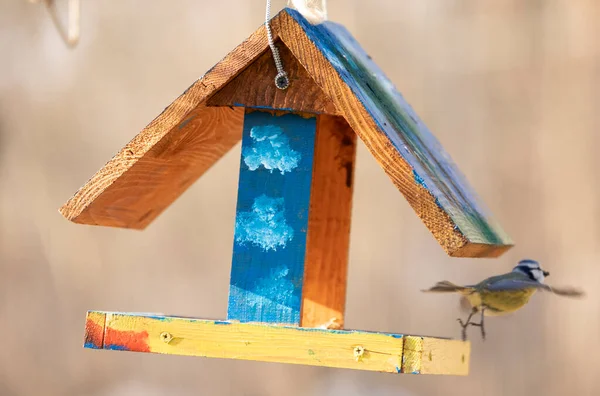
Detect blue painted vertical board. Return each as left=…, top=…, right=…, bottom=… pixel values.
left=227, top=111, right=317, bottom=325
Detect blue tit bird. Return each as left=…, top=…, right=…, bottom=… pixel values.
left=422, top=259, right=585, bottom=341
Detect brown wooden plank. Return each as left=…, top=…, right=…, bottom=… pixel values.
left=60, top=22, right=275, bottom=228
left=275, top=11, right=510, bottom=257
left=301, top=115, right=356, bottom=328
left=62, top=106, right=244, bottom=228
left=208, top=40, right=339, bottom=115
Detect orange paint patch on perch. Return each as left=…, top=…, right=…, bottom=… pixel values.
left=104, top=327, right=151, bottom=352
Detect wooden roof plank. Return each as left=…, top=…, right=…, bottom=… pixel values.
left=278, top=9, right=512, bottom=256
left=60, top=21, right=275, bottom=228
left=63, top=106, right=244, bottom=228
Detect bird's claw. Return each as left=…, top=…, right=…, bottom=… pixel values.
left=457, top=317, right=485, bottom=341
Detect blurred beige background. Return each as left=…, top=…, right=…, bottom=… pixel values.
left=1, top=0, right=599, bottom=395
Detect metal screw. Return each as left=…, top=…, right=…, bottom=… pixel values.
left=353, top=345, right=365, bottom=361
left=160, top=332, right=173, bottom=344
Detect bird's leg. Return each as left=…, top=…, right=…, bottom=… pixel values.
left=457, top=308, right=478, bottom=341
left=463, top=308, right=486, bottom=340
left=479, top=308, right=486, bottom=340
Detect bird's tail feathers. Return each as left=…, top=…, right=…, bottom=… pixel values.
left=421, top=280, right=471, bottom=293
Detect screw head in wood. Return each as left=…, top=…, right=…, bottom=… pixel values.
left=160, top=332, right=173, bottom=344
left=353, top=345, right=365, bottom=361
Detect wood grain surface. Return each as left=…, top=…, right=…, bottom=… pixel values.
left=276, top=9, right=512, bottom=257
left=301, top=115, right=356, bottom=329
left=208, top=41, right=338, bottom=115
left=59, top=21, right=276, bottom=228
left=62, top=106, right=243, bottom=228
left=83, top=311, right=470, bottom=376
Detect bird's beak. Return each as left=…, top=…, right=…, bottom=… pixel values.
left=543, top=270, right=550, bottom=277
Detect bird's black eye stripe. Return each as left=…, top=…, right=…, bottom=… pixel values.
left=520, top=266, right=537, bottom=281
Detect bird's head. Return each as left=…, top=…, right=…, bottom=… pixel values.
left=513, top=259, right=550, bottom=283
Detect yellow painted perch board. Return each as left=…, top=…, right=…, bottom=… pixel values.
left=84, top=311, right=470, bottom=375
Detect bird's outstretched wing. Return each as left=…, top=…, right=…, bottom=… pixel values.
left=485, top=279, right=585, bottom=298
left=545, top=285, right=585, bottom=297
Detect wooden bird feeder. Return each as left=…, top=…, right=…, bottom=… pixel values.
left=62, top=8, right=513, bottom=376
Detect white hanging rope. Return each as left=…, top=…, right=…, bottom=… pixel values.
left=265, top=0, right=328, bottom=90
left=289, top=0, right=328, bottom=25
left=28, top=0, right=80, bottom=48
left=265, top=0, right=289, bottom=90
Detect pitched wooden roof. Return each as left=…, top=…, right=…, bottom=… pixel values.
left=60, top=8, right=512, bottom=257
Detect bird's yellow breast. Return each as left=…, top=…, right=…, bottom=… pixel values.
left=464, top=288, right=538, bottom=316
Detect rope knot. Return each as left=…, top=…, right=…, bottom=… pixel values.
left=289, top=0, right=328, bottom=25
